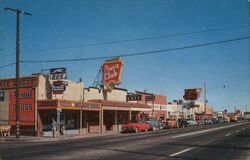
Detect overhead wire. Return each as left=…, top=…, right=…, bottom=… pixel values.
left=21, top=36, right=249, bottom=63
left=0, top=25, right=248, bottom=58
left=0, top=62, right=16, bottom=70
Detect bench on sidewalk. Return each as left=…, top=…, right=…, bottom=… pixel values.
left=0, top=125, right=11, bottom=137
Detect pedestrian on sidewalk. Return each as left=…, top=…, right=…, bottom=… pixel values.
left=51, top=118, right=57, bottom=138
left=60, top=119, right=65, bottom=135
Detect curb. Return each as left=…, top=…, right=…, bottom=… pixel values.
left=0, top=133, right=120, bottom=143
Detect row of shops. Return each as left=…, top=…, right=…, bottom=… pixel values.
left=0, top=73, right=213, bottom=136
left=0, top=74, right=167, bottom=136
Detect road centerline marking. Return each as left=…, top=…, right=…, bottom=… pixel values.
left=235, top=130, right=240, bottom=133
left=170, top=148, right=192, bottom=157
left=225, top=133, right=232, bottom=137
left=171, top=123, right=246, bottom=139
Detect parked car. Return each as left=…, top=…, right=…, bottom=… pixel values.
left=211, top=118, right=219, bottom=124
left=187, top=119, right=198, bottom=127
left=166, top=120, right=178, bottom=129
left=121, top=120, right=150, bottom=133
left=196, top=120, right=204, bottom=125
left=178, top=119, right=188, bottom=127
left=145, top=120, right=164, bottom=131
left=204, top=119, right=213, bottom=125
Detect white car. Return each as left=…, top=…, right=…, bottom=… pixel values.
left=187, top=120, right=198, bottom=127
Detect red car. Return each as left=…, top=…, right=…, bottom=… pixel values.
left=121, top=121, right=150, bottom=133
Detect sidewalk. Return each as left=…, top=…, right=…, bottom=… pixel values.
left=0, top=131, right=119, bottom=143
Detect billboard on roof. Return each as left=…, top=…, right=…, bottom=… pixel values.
left=102, top=57, right=123, bottom=91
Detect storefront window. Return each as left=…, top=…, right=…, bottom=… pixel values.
left=117, top=111, right=129, bottom=124
left=39, top=110, right=80, bottom=131
left=39, top=110, right=57, bottom=131
left=64, top=110, right=79, bottom=130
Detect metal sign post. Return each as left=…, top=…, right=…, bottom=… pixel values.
left=57, top=108, right=62, bottom=136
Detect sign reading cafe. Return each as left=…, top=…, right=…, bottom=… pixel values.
left=183, top=88, right=202, bottom=101
left=102, top=57, right=123, bottom=91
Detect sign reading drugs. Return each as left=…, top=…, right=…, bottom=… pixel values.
left=102, top=58, right=123, bottom=91
left=9, top=89, right=35, bottom=126
left=183, top=88, right=202, bottom=101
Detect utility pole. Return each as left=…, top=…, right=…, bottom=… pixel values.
left=204, top=82, right=207, bottom=119
left=5, top=7, right=31, bottom=138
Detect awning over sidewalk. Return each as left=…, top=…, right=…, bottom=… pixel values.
left=37, top=99, right=101, bottom=111
left=88, top=99, right=151, bottom=111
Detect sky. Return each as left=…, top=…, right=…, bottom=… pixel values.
left=0, top=0, right=249, bottom=112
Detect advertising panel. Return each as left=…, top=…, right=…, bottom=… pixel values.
left=0, top=76, right=39, bottom=89
left=126, top=94, right=142, bottom=101
left=51, top=81, right=66, bottom=94
left=183, top=88, right=202, bottom=101
left=37, top=100, right=58, bottom=109
left=50, top=67, right=67, bottom=80
left=145, top=95, right=155, bottom=101
left=9, top=89, right=35, bottom=126
left=102, top=58, right=123, bottom=91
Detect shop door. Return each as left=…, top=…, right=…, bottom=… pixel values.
left=104, top=110, right=114, bottom=131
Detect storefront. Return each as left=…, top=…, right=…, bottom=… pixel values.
left=0, top=76, right=39, bottom=136
left=37, top=99, right=103, bottom=136
left=89, top=99, right=151, bottom=132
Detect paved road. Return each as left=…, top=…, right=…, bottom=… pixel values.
left=0, top=122, right=249, bottom=160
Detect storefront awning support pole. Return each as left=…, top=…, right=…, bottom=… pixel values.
left=80, top=110, right=82, bottom=135
left=57, top=109, right=61, bottom=137
left=99, top=105, right=103, bottom=134
left=204, top=82, right=207, bottom=120
left=4, top=7, right=31, bottom=138
left=129, top=109, right=132, bottom=121
left=114, top=110, right=118, bottom=131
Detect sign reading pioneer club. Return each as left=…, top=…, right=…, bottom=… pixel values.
left=183, top=88, right=202, bottom=101
left=102, top=58, right=123, bottom=91
left=51, top=81, right=66, bottom=94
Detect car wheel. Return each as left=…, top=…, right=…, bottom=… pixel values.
left=135, top=128, right=140, bottom=133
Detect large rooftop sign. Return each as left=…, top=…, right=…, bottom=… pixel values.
left=183, top=88, right=202, bottom=101
left=102, top=58, right=123, bottom=91
left=49, top=67, right=67, bottom=80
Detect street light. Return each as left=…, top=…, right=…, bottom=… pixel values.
left=204, top=82, right=226, bottom=119
left=5, top=7, right=31, bottom=138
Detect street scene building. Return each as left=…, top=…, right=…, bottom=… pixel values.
left=0, top=70, right=236, bottom=137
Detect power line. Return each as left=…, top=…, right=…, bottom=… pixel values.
left=0, top=25, right=248, bottom=58
left=21, top=36, right=249, bottom=63
left=0, top=62, right=16, bottom=70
